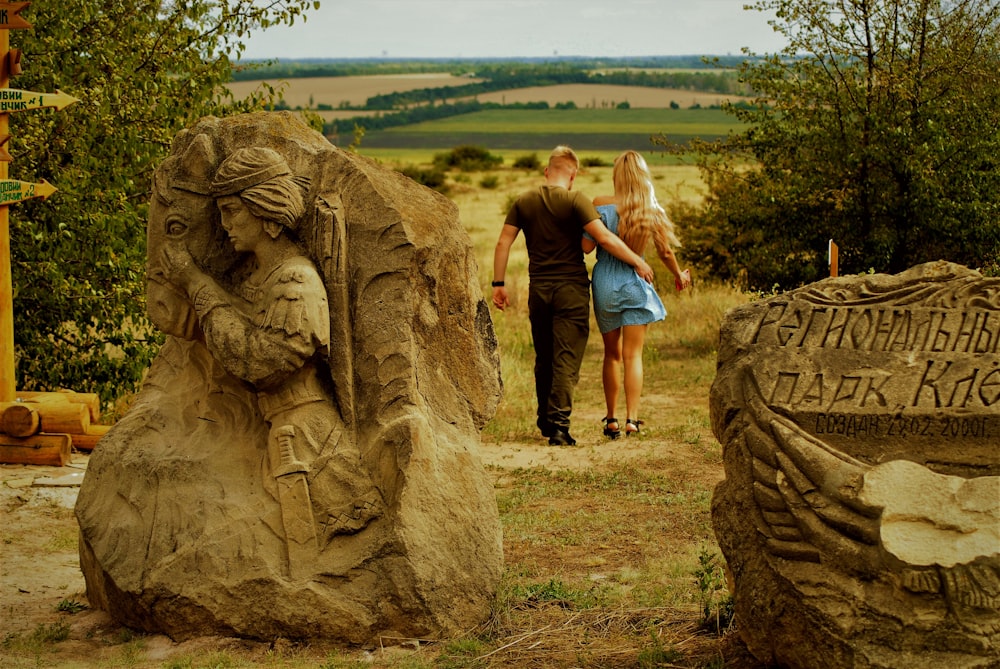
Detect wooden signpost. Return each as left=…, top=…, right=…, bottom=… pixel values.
left=0, top=3, right=101, bottom=466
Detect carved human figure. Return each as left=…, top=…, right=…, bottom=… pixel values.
left=159, top=147, right=382, bottom=557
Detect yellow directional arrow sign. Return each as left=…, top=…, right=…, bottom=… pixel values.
left=0, top=178, right=56, bottom=205
left=0, top=2, right=32, bottom=30
left=0, top=89, right=78, bottom=113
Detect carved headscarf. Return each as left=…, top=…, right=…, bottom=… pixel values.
left=212, top=147, right=311, bottom=232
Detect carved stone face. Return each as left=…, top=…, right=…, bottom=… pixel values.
left=217, top=195, right=268, bottom=254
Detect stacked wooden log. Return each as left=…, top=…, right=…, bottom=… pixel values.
left=0, top=390, right=111, bottom=466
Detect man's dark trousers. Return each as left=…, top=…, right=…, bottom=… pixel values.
left=528, top=280, right=590, bottom=432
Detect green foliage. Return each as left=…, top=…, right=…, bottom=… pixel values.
left=667, top=0, right=1000, bottom=290
left=55, top=598, right=87, bottom=614
left=501, top=193, right=518, bottom=216
left=433, top=145, right=503, bottom=172
left=694, top=548, right=734, bottom=635
left=396, top=165, right=449, bottom=193
left=10, top=1, right=315, bottom=403
left=637, top=631, right=684, bottom=667
left=437, top=637, right=487, bottom=669
left=512, top=153, right=541, bottom=170
left=348, top=123, right=366, bottom=153
left=479, top=175, right=500, bottom=189
left=2, top=620, right=71, bottom=652
left=512, top=578, right=609, bottom=608
left=233, top=55, right=754, bottom=84
left=581, top=156, right=609, bottom=167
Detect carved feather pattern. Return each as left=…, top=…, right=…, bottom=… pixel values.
left=739, top=369, right=1000, bottom=609
left=793, top=263, right=1000, bottom=310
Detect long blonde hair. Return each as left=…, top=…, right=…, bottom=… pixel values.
left=613, top=150, right=680, bottom=256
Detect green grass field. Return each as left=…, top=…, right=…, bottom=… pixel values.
left=355, top=147, right=695, bottom=168
left=385, top=108, right=739, bottom=133
left=354, top=108, right=742, bottom=150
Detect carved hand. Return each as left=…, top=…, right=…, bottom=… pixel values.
left=160, top=241, right=199, bottom=292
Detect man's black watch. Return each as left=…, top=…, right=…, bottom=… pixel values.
left=491, top=280, right=504, bottom=287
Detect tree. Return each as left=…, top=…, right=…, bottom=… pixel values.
left=9, top=1, right=316, bottom=404
left=665, top=0, right=1000, bottom=291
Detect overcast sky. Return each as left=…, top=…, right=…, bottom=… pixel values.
left=239, top=0, right=787, bottom=60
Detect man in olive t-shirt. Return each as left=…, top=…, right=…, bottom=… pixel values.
left=492, top=146, right=653, bottom=445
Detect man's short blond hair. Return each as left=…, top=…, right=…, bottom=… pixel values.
left=548, top=145, right=579, bottom=172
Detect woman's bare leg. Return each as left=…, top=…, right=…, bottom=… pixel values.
left=601, top=328, right=622, bottom=429
left=622, top=324, right=648, bottom=424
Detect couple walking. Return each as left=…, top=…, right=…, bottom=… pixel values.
left=492, top=146, right=691, bottom=445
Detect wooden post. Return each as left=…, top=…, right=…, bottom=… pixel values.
left=0, top=4, right=74, bottom=406
left=0, top=5, right=94, bottom=467
left=0, top=3, right=34, bottom=401
left=828, top=239, right=839, bottom=278
left=0, top=25, right=12, bottom=401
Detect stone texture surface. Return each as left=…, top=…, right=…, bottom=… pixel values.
left=710, top=261, right=1000, bottom=668
left=75, top=112, right=504, bottom=644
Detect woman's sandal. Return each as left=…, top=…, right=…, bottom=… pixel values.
left=602, top=417, right=621, bottom=440
left=625, top=418, right=643, bottom=437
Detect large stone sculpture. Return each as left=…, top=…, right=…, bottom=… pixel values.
left=75, top=112, right=504, bottom=643
left=711, top=261, right=999, bottom=669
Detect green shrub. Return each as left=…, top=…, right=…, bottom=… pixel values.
left=433, top=145, right=503, bottom=172
left=396, top=165, right=449, bottom=193
left=581, top=156, right=609, bottom=167
left=694, top=548, right=735, bottom=635
left=512, top=153, right=541, bottom=170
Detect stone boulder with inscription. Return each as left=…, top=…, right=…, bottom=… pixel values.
left=710, top=261, right=1000, bottom=669
left=75, top=112, right=504, bottom=644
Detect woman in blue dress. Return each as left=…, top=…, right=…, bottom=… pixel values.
left=584, top=150, right=691, bottom=438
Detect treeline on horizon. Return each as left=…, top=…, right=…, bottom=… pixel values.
left=230, top=54, right=752, bottom=81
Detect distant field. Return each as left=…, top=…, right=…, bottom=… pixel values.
left=353, top=108, right=743, bottom=150
left=469, top=84, right=742, bottom=109
left=386, top=108, right=737, bottom=133
left=226, top=75, right=748, bottom=125
left=224, top=73, right=483, bottom=109
left=225, top=74, right=746, bottom=151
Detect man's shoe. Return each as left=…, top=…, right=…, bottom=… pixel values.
left=537, top=418, right=556, bottom=438
left=548, top=429, right=576, bottom=446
